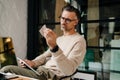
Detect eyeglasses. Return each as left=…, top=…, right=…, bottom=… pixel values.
left=60, top=17, right=77, bottom=23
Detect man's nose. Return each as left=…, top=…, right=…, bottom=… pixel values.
left=61, top=20, right=66, bottom=25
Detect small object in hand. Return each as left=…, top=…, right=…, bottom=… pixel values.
left=39, top=24, right=47, bottom=37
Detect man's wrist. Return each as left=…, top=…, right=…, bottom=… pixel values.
left=50, top=45, right=59, bottom=52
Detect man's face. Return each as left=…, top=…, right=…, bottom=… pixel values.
left=60, top=10, right=78, bottom=32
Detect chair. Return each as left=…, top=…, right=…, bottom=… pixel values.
left=72, top=70, right=97, bottom=80
left=59, top=70, right=78, bottom=80
left=59, top=69, right=97, bottom=80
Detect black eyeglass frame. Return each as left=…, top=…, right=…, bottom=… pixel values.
left=59, top=16, right=77, bottom=23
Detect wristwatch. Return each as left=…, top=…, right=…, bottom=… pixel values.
left=50, top=45, right=59, bottom=52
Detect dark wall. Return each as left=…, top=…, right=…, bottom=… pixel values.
left=27, top=0, right=40, bottom=60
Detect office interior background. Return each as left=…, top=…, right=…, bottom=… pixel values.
left=0, top=0, right=120, bottom=80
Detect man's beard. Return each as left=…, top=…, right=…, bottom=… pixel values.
left=61, top=26, right=70, bottom=31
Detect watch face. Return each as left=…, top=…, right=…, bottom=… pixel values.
left=50, top=45, right=59, bottom=52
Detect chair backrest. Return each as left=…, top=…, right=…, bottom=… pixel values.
left=72, top=70, right=97, bottom=80
left=59, top=69, right=97, bottom=80
left=59, top=69, right=77, bottom=80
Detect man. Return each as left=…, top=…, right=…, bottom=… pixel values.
left=0, top=4, right=86, bottom=80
